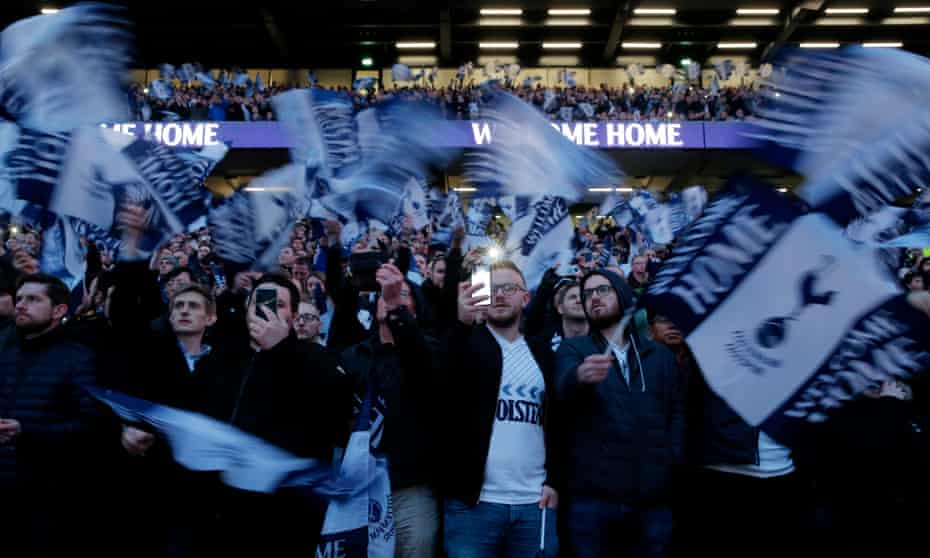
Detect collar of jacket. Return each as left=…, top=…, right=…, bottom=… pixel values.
left=16, top=322, right=67, bottom=353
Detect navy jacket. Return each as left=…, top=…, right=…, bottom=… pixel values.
left=554, top=269, right=684, bottom=504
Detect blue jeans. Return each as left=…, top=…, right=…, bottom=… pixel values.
left=565, top=498, right=672, bottom=558
left=444, top=500, right=558, bottom=558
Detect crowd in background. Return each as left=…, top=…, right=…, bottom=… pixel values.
left=128, top=79, right=758, bottom=124
left=1, top=198, right=928, bottom=557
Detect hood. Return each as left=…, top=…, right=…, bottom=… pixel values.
left=579, top=269, right=635, bottom=325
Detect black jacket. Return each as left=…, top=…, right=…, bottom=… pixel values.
left=439, top=318, right=562, bottom=505
left=340, top=306, right=440, bottom=489
left=0, top=326, right=97, bottom=490
left=686, top=362, right=759, bottom=467
left=554, top=269, right=684, bottom=504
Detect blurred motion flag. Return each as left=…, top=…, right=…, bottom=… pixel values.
left=713, top=60, right=734, bottom=81
left=391, top=63, right=413, bottom=82
left=177, top=63, right=196, bottom=83
left=352, top=77, right=377, bottom=91
left=643, top=176, right=930, bottom=443
left=158, top=63, right=176, bottom=80
left=687, top=61, right=701, bottom=81
left=503, top=195, right=575, bottom=289
left=749, top=46, right=930, bottom=225
left=150, top=79, right=173, bottom=101
left=195, top=71, right=216, bottom=90
left=463, top=87, right=621, bottom=202
left=0, top=2, right=131, bottom=132
left=255, top=72, right=265, bottom=92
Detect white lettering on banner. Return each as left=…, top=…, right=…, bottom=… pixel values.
left=316, top=540, right=346, bottom=558
left=784, top=310, right=930, bottom=423
left=606, top=123, right=623, bottom=146
left=471, top=122, right=492, bottom=145
left=668, top=124, right=683, bottom=146
left=583, top=123, right=599, bottom=146
left=626, top=124, right=644, bottom=146
left=560, top=123, right=583, bottom=145
left=646, top=124, right=666, bottom=145
left=104, top=123, right=221, bottom=147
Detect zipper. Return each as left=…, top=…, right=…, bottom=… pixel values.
left=228, top=353, right=257, bottom=425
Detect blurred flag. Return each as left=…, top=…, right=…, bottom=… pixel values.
left=255, top=72, right=265, bottom=92
left=464, top=87, right=621, bottom=202
left=352, top=77, right=377, bottom=91
left=749, top=47, right=930, bottom=225
left=504, top=196, right=575, bottom=289
left=392, top=63, right=414, bottom=82
left=177, top=63, right=196, bottom=83
left=713, top=60, right=734, bottom=81
left=643, top=176, right=930, bottom=442
left=195, top=71, right=216, bottom=90
left=687, top=61, right=701, bottom=81
left=158, top=63, right=176, bottom=80
left=0, top=3, right=131, bottom=132
left=150, top=79, right=173, bottom=101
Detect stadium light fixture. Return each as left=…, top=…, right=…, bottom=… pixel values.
left=634, top=8, right=676, bottom=15
left=40, top=7, right=59, bottom=14
left=894, top=6, right=930, bottom=13
left=862, top=42, right=904, bottom=47
left=736, top=8, right=780, bottom=15
left=718, top=42, right=758, bottom=49
left=453, top=187, right=477, bottom=192
left=621, top=42, right=662, bottom=49
left=816, top=17, right=865, bottom=25
left=549, top=9, right=591, bottom=15
left=542, top=42, right=583, bottom=49
left=800, top=42, right=841, bottom=48
left=729, top=18, right=777, bottom=25
left=628, top=18, right=675, bottom=25
left=396, top=42, right=436, bottom=49
left=479, top=18, right=523, bottom=26
left=825, top=8, right=869, bottom=14
left=588, top=187, right=614, bottom=192
left=882, top=16, right=930, bottom=23
left=480, top=8, right=522, bottom=15
left=777, top=187, right=789, bottom=193
left=361, top=57, right=374, bottom=67
left=616, top=187, right=635, bottom=192
left=545, top=18, right=591, bottom=25
left=479, top=42, right=519, bottom=49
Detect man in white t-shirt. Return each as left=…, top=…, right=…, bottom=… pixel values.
left=440, top=260, right=560, bottom=558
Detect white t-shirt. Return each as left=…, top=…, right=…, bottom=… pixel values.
left=706, top=432, right=795, bottom=479
left=479, top=327, right=548, bottom=505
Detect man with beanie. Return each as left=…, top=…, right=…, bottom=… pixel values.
left=554, top=269, right=684, bottom=558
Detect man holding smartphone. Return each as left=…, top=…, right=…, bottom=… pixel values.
left=440, top=259, right=561, bottom=558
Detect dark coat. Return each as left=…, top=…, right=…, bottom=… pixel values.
left=340, top=306, right=440, bottom=490
left=0, top=326, right=97, bottom=490
left=553, top=269, right=685, bottom=504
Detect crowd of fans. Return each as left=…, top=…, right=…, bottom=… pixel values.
left=1, top=200, right=928, bottom=558
left=128, top=78, right=758, bottom=124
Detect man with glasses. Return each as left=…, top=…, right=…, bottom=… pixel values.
left=294, top=299, right=323, bottom=345
left=554, top=270, right=683, bottom=558
left=440, top=260, right=560, bottom=558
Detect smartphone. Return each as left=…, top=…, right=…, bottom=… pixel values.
left=471, top=266, right=491, bottom=306
left=254, top=288, right=277, bottom=321
left=349, top=251, right=384, bottom=293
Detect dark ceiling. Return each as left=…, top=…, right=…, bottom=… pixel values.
left=5, top=1, right=928, bottom=68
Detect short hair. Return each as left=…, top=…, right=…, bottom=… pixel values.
left=429, top=256, right=445, bottom=271
left=170, top=282, right=216, bottom=314
left=904, top=271, right=923, bottom=286
left=294, top=256, right=312, bottom=268
left=164, top=266, right=193, bottom=283
left=16, top=273, right=70, bottom=307
left=490, top=260, right=527, bottom=288
left=251, top=272, right=300, bottom=313
left=556, top=280, right=580, bottom=306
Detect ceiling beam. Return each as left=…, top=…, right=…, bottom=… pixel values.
left=261, top=8, right=290, bottom=60
left=603, top=1, right=632, bottom=62
left=440, top=7, right=452, bottom=62
left=762, top=1, right=826, bottom=61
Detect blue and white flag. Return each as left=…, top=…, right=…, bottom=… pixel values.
left=316, top=390, right=394, bottom=558
left=687, top=61, right=701, bottom=81
left=37, top=212, right=85, bottom=290
left=391, top=63, right=413, bottom=83
left=464, top=87, right=621, bottom=202
left=210, top=162, right=307, bottom=269
left=598, top=192, right=635, bottom=227
left=400, top=176, right=430, bottom=230
left=195, top=71, right=216, bottom=90
left=272, top=88, right=362, bottom=178
left=353, top=77, right=378, bottom=92
left=713, top=60, right=734, bottom=81
left=177, top=63, right=196, bottom=84
left=158, top=63, right=176, bottom=81
left=254, top=72, right=265, bottom=92
left=643, top=177, right=930, bottom=442
left=7, top=126, right=226, bottom=246
left=87, top=387, right=363, bottom=496
left=0, top=3, right=131, bottom=132
left=232, top=70, right=250, bottom=87
left=149, top=79, right=173, bottom=101
left=504, top=196, right=575, bottom=289
left=749, top=47, right=930, bottom=225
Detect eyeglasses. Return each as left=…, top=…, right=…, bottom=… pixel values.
left=490, top=283, right=526, bottom=296
left=582, top=285, right=614, bottom=298
left=296, top=314, right=320, bottom=323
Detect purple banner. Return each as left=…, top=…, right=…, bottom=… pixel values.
left=101, top=121, right=760, bottom=150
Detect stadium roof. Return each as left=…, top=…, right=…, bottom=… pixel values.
left=6, top=1, right=929, bottom=67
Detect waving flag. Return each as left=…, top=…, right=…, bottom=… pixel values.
left=463, top=87, right=620, bottom=202
left=352, top=77, right=377, bottom=92
left=87, top=387, right=363, bottom=496
left=316, top=390, right=394, bottom=558
left=177, top=64, right=196, bottom=84
left=504, top=195, right=575, bottom=289
left=7, top=126, right=226, bottom=247
left=713, top=60, right=734, bottom=81
left=195, top=71, right=216, bottom=90
left=749, top=47, right=930, bottom=225
left=149, top=79, right=173, bottom=101
left=255, top=72, right=265, bottom=92
left=391, top=63, right=413, bottom=82
left=0, top=3, right=131, bottom=132
left=158, top=63, right=176, bottom=80
left=643, top=176, right=930, bottom=442
left=210, top=163, right=307, bottom=269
